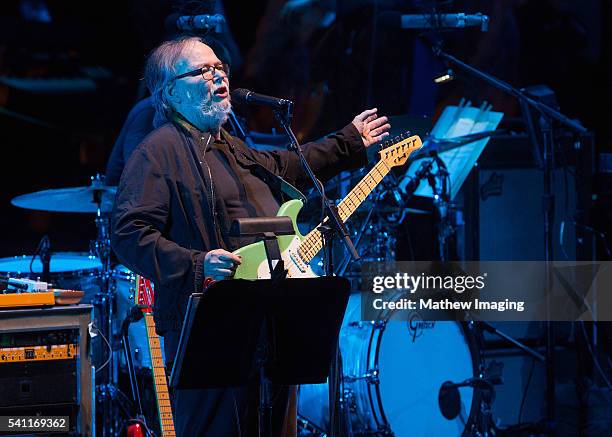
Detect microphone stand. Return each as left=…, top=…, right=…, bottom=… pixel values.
left=272, top=105, right=359, bottom=437
left=120, top=307, right=145, bottom=419
left=272, top=106, right=360, bottom=268
left=38, top=236, right=51, bottom=284
left=430, top=42, right=588, bottom=435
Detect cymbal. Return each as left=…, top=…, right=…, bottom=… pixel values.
left=11, top=183, right=117, bottom=213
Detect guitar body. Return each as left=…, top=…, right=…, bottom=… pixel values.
left=233, top=199, right=316, bottom=279
left=233, top=134, right=423, bottom=280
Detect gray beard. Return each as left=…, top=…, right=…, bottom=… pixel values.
left=198, top=98, right=231, bottom=132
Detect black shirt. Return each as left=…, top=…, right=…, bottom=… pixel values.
left=206, top=138, right=280, bottom=221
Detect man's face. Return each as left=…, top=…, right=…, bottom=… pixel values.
left=170, top=41, right=231, bottom=129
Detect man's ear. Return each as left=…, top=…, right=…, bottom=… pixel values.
left=164, top=83, right=180, bottom=105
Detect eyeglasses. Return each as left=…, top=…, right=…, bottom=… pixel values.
left=171, top=63, right=230, bottom=82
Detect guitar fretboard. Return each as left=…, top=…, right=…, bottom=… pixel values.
left=297, top=160, right=391, bottom=263
left=144, top=314, right=176, bottom=436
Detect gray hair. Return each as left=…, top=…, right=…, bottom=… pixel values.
left=144, top=35, right=201, bottom=128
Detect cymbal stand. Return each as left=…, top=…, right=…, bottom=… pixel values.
left=90, top=175, right=119, bottom=437
left=427, top=154, right=452, bottom=261
left=405, top=152, right=454, bottom=261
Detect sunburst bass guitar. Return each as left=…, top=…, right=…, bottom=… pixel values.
left=233, top=134, right=422, bottom=279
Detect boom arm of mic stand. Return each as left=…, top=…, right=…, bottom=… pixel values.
left=431, top=46, right=587, bottom=134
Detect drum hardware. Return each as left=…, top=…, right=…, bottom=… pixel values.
left=440, top=361, right=504, bottom=436
left=343, top=368, right=380, bottom=384
left=342, top=388, right=358, bottom=413
left=348, top=320, right=386, bottom=330
left=9, top=174, right=124, bottom=437
left=299, top=295, right=484, bottom=436
left=297, top=415, right=327, bottom=436
left=90, top=175, right=122, bottom=437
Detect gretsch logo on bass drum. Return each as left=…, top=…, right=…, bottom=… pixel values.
left=408, top=313, right=435, bottom=342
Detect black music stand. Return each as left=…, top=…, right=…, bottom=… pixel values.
left=169, top=277, right=350, bottom=436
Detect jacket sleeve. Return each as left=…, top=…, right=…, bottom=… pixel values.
left=111, top=144, right=207, bottom=294
left=248, top=122, right=367, bottom=190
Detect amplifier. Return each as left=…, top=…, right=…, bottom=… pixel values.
left=0, top=305, right=93, bottom=436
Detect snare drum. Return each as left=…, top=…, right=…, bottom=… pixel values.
left=298, top=294, right=482, bottom=436
left=0, top=252, right=102, bottom=300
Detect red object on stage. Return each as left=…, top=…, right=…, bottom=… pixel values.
left=127, top=423, right=144, bottom=437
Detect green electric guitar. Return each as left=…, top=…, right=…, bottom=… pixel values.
left=233, top=134, right=423, bottom=279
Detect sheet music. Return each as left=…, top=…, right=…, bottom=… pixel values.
left=401, top=104, right=504, bottom=200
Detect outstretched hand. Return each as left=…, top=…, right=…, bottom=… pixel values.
left=351, top=108, right=391, bottom=147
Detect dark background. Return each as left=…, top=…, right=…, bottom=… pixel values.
left=0, top=0, right=609, bottom=258
left=0, top=0, right=611, bottom=433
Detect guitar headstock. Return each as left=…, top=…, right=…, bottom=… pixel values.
left=379, top=133, right=423, bottom=168
left=135, top=275, right=155, bottom=314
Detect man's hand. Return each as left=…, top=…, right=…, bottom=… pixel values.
left=204, top=249, right=242, bottom=281
left=351, top=108, right=391, bottom=147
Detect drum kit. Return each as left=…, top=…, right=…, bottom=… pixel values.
left=294, top=173, right=492, bottom=436
left=4, top=175, right=159, bottom=437
left=5, top=173, right=499, bottom=437
left=298, top=295, right=485, bottom=436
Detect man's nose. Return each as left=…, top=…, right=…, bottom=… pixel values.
left=212, top=72, right=227, bottom=84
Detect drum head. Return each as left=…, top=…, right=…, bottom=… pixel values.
left=377, top=319, right=478, bottom=436
left=0, top=253, right=102, bottom=275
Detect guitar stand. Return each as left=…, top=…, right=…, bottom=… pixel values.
left=120, top=307, right=145, bottom=418
left=120, top=307, right=155, bottom=436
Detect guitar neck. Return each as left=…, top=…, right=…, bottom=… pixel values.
left=144, top=314, right=176, bottom=437
left=297, top=160, right=391, bottom=263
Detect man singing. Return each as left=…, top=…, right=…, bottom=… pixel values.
left=111, top=35, right=390, bottom=436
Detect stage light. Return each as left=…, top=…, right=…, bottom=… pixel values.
left=434, top=69, right=454, bottom=84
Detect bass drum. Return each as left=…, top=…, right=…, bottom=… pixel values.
left=298, top=294, right=482, bottom=436
left=113, top=265, right=165, bottom=370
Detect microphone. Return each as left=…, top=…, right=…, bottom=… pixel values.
left=165, top=13, right=225, bottom=33
left=379, top=11, right=489, bottom=31
left=231, top=89, right=294, bottom=112
left=439, top=381, right=461, bottom=420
